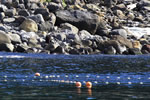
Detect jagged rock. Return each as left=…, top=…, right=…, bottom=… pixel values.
left=20, top=19, right=38, bottom=32
left=56, top=10, right=101, bottom=34
left=15, top=44, right=29, bottom=52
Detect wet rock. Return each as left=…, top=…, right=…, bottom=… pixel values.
left=0, top=43, right=14, bottom=52
left=60, top=23, right=79, bottom=34
left=82, top=40, right=92, bottom=47
left=20, top=19, right=38, bottom=32
left=28, top=14, right=45, bottom=23
left=69, top=48, right=80, bottom=54
left=0, top=4, right=8, bottom=12
left=0, top=31, right=11, bottom=44
left=34, top=8, right=50, bottom=20
left=47, top=2, right=63, bottom=12
left=111, top=29, right=128, bottom=38
left=56, top=10, right=100, bottom=34
left=18, top=9, right=30, bottom=17
left=128, top=48, right=142, bottom=55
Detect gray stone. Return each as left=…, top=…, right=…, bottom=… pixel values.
left=18, top=9, right=30, bottom=17
left=0, top=12, right=5, bottom=20
left=4, top=8, right=16, bottom=17
left=28, top=38, right=42, bottom=48
left=3, top=18, right=15, bottom=23
left=9, top=33, right=22, bottom=44
left=39, top=21, right=53, bottom=31
left=47, top=2, right=63, bottom=12
left=111, top=29, right=128, bottom=38
left=49, top=13, right=56, bottom=25
left=54, top=46, right=66, bottom=54
left=15, top=44, right=29, bottom=52
left=0, top=43, right=14, bottom=52
left=0, top=4, right=8, bottom=12
left=128, top=48, right=142, bottom=55
left=104, top=0, right=118, bottom=7
left=28, top=14, right=45, bottom=23
left=79, top=30, right=93, bottom=40
left=56, top=10, right=101, bottom=34
left=45, top=42, right=59, bottom=52
left=60, top=23, right=79, bottom=34
left=0, top=31, right=11, bottom=44
left=34, top=8, right=50, bottom=20
left=55, top=33, right=66, bottom=41
left=104, top=46, right=116, bottom=54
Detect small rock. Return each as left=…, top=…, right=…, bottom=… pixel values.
left=20, top=19, right=38, bottom=32
left=3, top=18, right=15, bottom=23
left=0, top=4, right=8, bottom=12
left=0, top=25, right=6, bottom=32
left=47, top=2, right=63, bottom=12
left=45, top=42, right=59, bottom=52
left=142, top=44, right=150, bottom=53
left=128, top=48, right=142, bottom=55
left=9, top=33, right=22, bottom=44
left=79, top=30, right=93, bottom=40
left=132, top=41, right=142, bottom=50
left=0, top=43, right=14, bottom=52
left=18, top=9, right=30, bottom=17
left=0, top=31, right=11, bottom=44
left=39, top=21, right=53, bottom=31
left=15, top=44, right=29, bottom=52
left=54, top=46, right=66, bottom=54
left=104, top=46, right=116, bottom=54
left=49, top=13, right=56, bottom=25
left=0, top=12, right=5, bottom=20
left=28, top=14, right=45, bottom=23
left=34, top=8, right=50, bottom=20
left=111, top=29, right=128, bottom=38
left=60, top=23, right=79, bottom=34
left=4, top=8, right=16, bottom=17
left=115, top=10, right=126, bottom=19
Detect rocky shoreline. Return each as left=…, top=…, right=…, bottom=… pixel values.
left=0, top=0, right=150, bottom=55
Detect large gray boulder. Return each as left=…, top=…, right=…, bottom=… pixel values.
left=55, top=10, right=101, bottom=34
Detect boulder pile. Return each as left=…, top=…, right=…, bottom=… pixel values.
left=0, top=0, right=150, bottom=55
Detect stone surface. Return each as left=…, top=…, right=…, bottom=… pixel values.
left=0, top=43, right=14, bottom=52
left=0, top=31, right=11, bottom=44
left=18, top=9, right=30, bottom=17
left=56, top=10, right=101, bottom=34
left=111, top=29, right=128, bottom=38
left=34, top=8, right=50, bottom=20
left=28, top=14, right=45, bottom=23
left=20, top=19, right=38, bottom=32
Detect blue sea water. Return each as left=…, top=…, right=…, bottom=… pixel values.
left=0, top=52, right=150, bottom=99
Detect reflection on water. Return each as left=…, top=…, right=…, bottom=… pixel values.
left=0, top=52, right=150, bottom=99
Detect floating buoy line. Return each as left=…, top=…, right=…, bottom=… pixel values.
left=0, top=73, right=150, bottom=88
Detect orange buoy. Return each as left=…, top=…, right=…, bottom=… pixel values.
left=35, top=72, right=40, bottom=76
left=75, top=82, right=82, bottom=88
left=86, top=82, right=92, bottom=89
